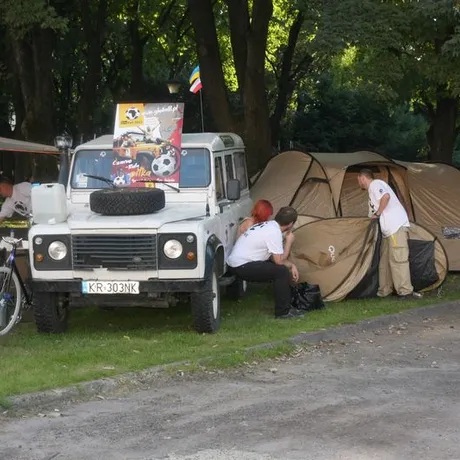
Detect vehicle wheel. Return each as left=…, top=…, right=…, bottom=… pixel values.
left=227, top=277, right=248, bottom=300
left=0, top=267, right=22, bottom=336
left=190, top=264, right=221, bottom=334
left=90, top=188, right=165, bottom=216
left=33, top=292, right=69, bottom=334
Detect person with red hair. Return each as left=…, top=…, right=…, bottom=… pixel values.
left=237, top=199, right=274, bottom=238
left=227, top=206, right=301, bottom=319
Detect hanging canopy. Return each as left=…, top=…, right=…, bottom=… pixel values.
left=0, top=137, right=59, bottom=155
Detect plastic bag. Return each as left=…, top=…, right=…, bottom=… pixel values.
left=291, top=283, right=325, bottom=312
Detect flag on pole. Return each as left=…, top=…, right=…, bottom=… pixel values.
left=189, top=65, right=200, bottom=84
left=190, top=78, right=202, bottom=94
left=189, top=65, right=202, bottom=93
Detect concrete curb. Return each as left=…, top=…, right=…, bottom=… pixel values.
left=6, top=300, right=460, bottom=411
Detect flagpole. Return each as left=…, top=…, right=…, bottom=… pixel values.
left=199, top=89, right=205, bottom=133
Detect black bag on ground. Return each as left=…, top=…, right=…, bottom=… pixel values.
left=291, top=283, right=325, bottom=312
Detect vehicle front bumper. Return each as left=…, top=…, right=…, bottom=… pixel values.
left=31, top=279, right=207, bottom=293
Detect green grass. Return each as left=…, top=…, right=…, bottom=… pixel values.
left=0, top=275, right=459, bottom=400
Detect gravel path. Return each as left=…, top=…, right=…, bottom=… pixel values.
left=1, top=306, right=459, bottom=460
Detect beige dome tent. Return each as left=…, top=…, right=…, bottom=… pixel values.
left=395, top=161, right=460, bottom=271
left=251, top=150, right=460, bottom=271
left=250, top=150, right=452, bottom=300
left=291, top=217, right=447, bottom=301
left=251, top=149, right=413, bottom=220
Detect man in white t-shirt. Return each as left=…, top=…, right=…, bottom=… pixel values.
left=0, top=177, right=32, bottom=224
left=227, top=206, right=303, bottom=319
left=358, top=169, right=421, bottom=300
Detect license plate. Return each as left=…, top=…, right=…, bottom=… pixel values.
left=81, top=281, right=140, bottom=295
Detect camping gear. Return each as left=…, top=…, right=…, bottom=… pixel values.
left=250, top=150, right=460, bottom=270
left=291, top=282, right=325, bottom=311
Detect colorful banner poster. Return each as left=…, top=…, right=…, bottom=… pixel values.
left=112, top=103, right=184, bottom=188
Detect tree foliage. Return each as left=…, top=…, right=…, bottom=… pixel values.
left=0, top=0, right=459, bottom=174
left=311, top=0, right=460, bottom=162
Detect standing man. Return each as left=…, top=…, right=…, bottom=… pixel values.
left=227, top=206, right=304, bottom=319
left=357, top=169, right=421, bottom=300
left=0, top=176, right=32, bottom=224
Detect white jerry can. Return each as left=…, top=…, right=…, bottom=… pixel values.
left=31, top=183, right=68, bottom=224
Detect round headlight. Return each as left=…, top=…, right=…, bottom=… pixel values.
left=163, top=239, right=183, bottom=259
left=48, top=241, right=67, bottom=261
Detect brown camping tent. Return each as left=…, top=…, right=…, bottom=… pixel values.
left=249, top=150, right=451, bottom=300
left=395, top=161, right=460, bottom=271
left=291, top=217, right=447, bottom=301
left=251, top=149, right=413, bottom=220
left=251, top=150, right=460, bottom=271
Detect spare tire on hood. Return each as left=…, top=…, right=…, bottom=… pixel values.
left=90, top=187, right=165, bottom=216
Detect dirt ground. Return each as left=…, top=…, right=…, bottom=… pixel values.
left=1, top=306, right=459, bottom=460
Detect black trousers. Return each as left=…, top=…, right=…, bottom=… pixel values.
left=230, top=261, right=291, bottom=317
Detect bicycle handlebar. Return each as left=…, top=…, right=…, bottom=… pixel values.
left=1, top=236, right=23, bottom=246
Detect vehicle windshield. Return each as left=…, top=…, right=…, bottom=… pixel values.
left=70, top=147, right=211, bottom=189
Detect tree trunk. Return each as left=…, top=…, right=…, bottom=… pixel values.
left=127, top=0, right=145, bottom=99
left=77, top=0, right=108, bottom=142
left=225, top=0, right=250, bottom=98
left=188, top=0, right=235, bottom=131
left=270, top=11, right=304, bottom=147
left=10, top=29, right=55, bottom=143
left=243, top=0, right=273, bottom=174
left=9, top=28, right=57, bottom=181
left=426, top=95, right=459, bottom=164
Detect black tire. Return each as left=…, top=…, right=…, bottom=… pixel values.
left=90, top=188, right=165, bottom=216
left=191, top=264, right=221, bottom=334
left=227, top=277, right=248, bottom=300
left=33, top=292, right=69, bottom=334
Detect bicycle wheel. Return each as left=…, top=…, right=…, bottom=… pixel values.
left=0, top=266, right=22, bottom=336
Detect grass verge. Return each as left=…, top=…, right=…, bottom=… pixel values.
left=0, top=275, right=459, bottom=400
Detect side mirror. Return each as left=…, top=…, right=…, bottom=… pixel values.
left=227, top=179, right=241, bottom=201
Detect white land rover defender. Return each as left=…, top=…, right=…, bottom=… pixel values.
left=29, top=133, right=252, bottom=334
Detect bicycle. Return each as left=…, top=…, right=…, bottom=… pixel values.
left=0, top=236, right=33, bottom=336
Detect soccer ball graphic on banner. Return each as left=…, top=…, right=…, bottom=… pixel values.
left=151, top=151, right=177, bottom=177
left=113, top=175, right=126, bottom=186
left=125, top=107, right=141, bottom=121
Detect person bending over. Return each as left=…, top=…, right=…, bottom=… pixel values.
left=237, top=199, right=273, bottom=239
left=227, top=206, right=303, bottom=319
left=0, top=176, right=32, bottom=224
left=357, top=168, right=421, bottom=300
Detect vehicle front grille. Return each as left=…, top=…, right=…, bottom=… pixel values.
left=72, top=234, right=157, bottom=271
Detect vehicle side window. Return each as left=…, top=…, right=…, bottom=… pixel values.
left=224, top=154, right=234, bottom=181
left=215, top=157, right=225, bottom=200
left=234, top=152, right=248, bottom=190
